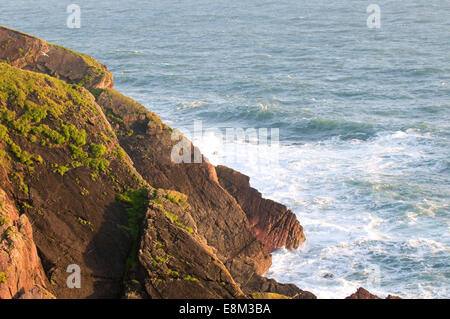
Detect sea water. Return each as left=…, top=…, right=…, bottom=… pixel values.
left=2, top=0, right=449, bottom=298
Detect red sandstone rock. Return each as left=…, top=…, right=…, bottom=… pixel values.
left=345, top=287, right=401, bottom=299
left=0, top=26, right=113, bottom=89
left=0, top=26, right=313, bottom=299
left=216, top=165, right=305, bottom=253
left=0, top=187, right=50, bottom=299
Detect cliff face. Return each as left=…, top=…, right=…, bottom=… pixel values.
left=94, top=88, right=311, bottom=297
left=134, top=191, right=245, bottom=299
left=0, top=185, right=52, bottom=298
left=0, top=59, right=144, bottom=298
left=216, top=165, right=305, bottom=253
left=0, top=25, right=311, bottom=299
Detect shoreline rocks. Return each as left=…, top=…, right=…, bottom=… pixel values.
left=345, top=287, right=402, bottom=299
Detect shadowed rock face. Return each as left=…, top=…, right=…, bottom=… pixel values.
left=0, top=25, right=313, bottom=299
left=94, top=89, right=315, bottom=298
left=216, top=165, right=305, bottom=253
left=96, top=89, right=273, bottom=275
left=135, top=196, right=245, bottom=299
left=0, top=60, right=144, bottom=298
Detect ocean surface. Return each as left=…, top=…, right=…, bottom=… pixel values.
left=2, top=0, right=449, bottom=298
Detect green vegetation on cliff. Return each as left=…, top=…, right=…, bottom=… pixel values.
left=0, top=55, right=150, bottom=297
left=116, top=188, right=149, bottom=280
left=0, top=62, right=118, bottom=187
left=0, top=26, right=309, bottom=299
left=0, top=271, right=7, bottom=284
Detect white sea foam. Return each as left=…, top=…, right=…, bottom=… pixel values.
left=406, top=212, right=419, bottom=224
left=193, top=128, right=449, bottom=298
left=176, top=100, right=209, bottom=109
left=363, top=216, right=388, bottom=241
left=408, top=238, right=449, bottom=254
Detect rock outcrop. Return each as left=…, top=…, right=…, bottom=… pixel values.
left=0, top=59, right=145, bottom=298
left=135, top=190, right=245, bottom=299
left=0, top=26, right=113, bottom=90
left=345, top=287, right=402, bottom=299
left=0, top=185, right=51, bottom=298
left=0, top=25, right=312, bottom=299
left=216, top=165, right=305, bottom=253
left=96, top=89, right=269, bottom=282
left=94, top=88, right=315, bottom=297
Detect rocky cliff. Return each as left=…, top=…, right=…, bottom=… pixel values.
left=0, top=26, right=312, bottom=299
left=0, top=186, right=52, bottom=298
left=216, top=165, right=305, bottom=253
left=0, top=26, right=113, bottom=90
